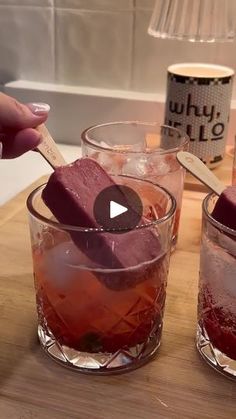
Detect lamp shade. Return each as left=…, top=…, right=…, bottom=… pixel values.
left=148, top=0, right=236, bottom=42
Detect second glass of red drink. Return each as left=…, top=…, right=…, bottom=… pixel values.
left=81, top=122, right=189, bottom=249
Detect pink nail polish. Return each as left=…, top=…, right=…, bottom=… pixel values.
left=28, top=103, right=51, bottom=116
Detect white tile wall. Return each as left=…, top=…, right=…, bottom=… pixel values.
left=0, top=0, right=53, bottom=5
left=55, top=1, right=133, bottom=10
left=136, top=0, right=155, bottom=9
left=1, top=0, right=236, bottom=98
left=0, top=5, right=54, bottom=84
left=55, top=9, right=133, bottom=89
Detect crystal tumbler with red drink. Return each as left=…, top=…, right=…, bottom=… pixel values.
left=197, top=192, right=236, bottom=379
left=27, top=176, right=175, bottom=374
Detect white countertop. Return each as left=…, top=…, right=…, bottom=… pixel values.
left=0, top=144, right=81, bottom=206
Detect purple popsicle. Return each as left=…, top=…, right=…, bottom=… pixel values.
left=42, top=158, right=116, bottom=229
left=42, top=158, right=161, bottom=286
left=212, top=186, right=236, bottom=230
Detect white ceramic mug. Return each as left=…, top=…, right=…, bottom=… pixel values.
left=164, top=63, right=234, bottom=168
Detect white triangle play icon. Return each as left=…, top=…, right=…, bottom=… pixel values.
left=110, top=200, right=128, bottom=219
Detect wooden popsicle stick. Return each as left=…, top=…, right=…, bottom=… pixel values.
left=36, top=124, right=67, bottom=169
left=177, top=151, right=226, bottom=196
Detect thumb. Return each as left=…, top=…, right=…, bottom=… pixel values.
left=0, top=93, right=50, bottom=131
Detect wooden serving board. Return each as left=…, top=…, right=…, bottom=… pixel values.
left=0, top=178, right=236, bottom=419
left=184, top=147, right=234, bottom=192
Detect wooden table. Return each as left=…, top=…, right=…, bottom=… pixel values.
left=0, top=164, right=236, bottom=419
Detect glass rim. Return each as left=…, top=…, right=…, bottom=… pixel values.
left=27, top=178, right=176, bottom=234
left=203, top=192, right=236, bottom=237
left=81, top=121, right=189, bottom=155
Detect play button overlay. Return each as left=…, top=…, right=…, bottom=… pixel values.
left=94, top=185, right=143, bottom=231
left=110, top=201, right=128, bottom=219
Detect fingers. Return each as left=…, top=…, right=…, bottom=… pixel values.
left=1, top=128, right=42, bottom=159
left=0, top=93, right=50, bottom=131
left=0, top=93, right=51, bottom=158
